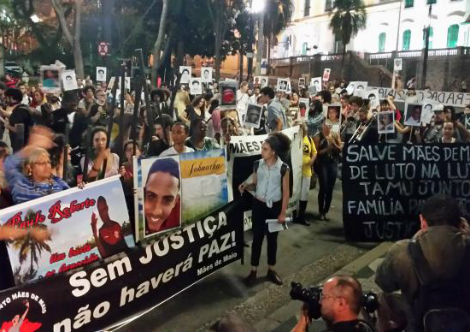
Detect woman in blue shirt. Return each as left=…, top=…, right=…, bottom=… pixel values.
left=5, top=126, right=69, bottom=204
left=239, top=132, right=291, bottom=286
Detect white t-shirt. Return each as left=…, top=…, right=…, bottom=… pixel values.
left=160, top=146, right=195, bottom=157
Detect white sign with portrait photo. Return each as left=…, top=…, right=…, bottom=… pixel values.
left=260, top=76, right=269, bottom=88
left=277, top=78, right=290, bottom=93
left=353, top=81, right=368, bottom=98
left=96, top=66, right=107, bottom=82
left=377, top=111, right=395, bottom=134
left=420, top=99, right=437, bottom=126
left=179, top=66, right=192, bottom=84
left=61, top=69, right=78, bottom=91
left=244, top=104, right=263, bottom=128
left=394, top=58, right=403, bottom=71
left=310, top=77, right=322, bottom=93
left=189, top=78, right=203, bottom=95
left=404, top=103, right=423, bottom=127
left=366, top=90, right=380, bottom=109
left=201, top=67, right=212, bottom=83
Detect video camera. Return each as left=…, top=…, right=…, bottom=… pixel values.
left=290, top=282, right=379, bottom=319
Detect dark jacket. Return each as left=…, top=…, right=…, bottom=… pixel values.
left=375, top=225, right=469, bottom=303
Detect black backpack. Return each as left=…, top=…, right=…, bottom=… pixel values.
left=408, top=240, right=470, bottom=332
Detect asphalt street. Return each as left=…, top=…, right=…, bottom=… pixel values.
left=113, top=181, right=378, bottom=332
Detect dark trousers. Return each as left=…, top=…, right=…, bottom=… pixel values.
left=317, top=160, right=337, bottom=215
left=251, top=199, right=282, bottom=267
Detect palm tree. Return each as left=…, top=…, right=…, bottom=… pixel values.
left=329, top=0, right=366, bottom=73
left=263, top=0, right=294, bottom=71
left=11, top=217, right=51, bottom=279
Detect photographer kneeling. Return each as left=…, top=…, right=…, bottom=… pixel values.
left=292, top=275, right=374, bottom=332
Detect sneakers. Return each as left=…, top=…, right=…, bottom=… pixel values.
left=244, top=270, right=257, bottom=286
left=267, top=269, right=283, bottom=285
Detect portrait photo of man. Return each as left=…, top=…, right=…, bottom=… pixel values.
left=260, top=77, right=268, bottom=88
left=201, top=68, right=212, bottom=83
left=91, top=196, right=129, bottom=258
left=180, top=66, right=192, bottom=84
left=244, top=104, right=262, bottom=128
left=377, top=111, right=395, bottom=134
left=96, top=67, right=107, bottom=82
left=367, top=91, right=380, bottom=109
left=143, top=157, right=181, bottom=237
left=190, top=78, right=202, bottom=95
left=279, top=80, right=287, bottom=91
left=405, top=104, right=423, bottom=126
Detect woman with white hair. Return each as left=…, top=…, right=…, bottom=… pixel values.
left=4, top=126, right=69, bottom=204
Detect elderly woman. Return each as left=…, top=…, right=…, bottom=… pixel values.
left=4, top=126, right=69, bottom=204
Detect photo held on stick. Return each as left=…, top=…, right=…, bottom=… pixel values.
left=0, top=2, right=468, bottom=332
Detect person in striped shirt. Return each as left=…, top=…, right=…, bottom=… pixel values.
left=4, top=126, right=69, bottom=204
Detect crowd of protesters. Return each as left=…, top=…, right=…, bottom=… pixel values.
left=0, top=71, right=468, bottom=227
left=0, top=68, right=469, bottom=332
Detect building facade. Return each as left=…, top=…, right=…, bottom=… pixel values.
left=273, top=0, right=469, bottom=58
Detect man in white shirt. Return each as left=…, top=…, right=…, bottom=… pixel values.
left=236, top=81, right=249, bottom=125
left=160, top=122, right=195, bottom=156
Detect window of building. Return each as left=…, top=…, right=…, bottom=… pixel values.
left=325, top=0, right=334, bottom=11
left=302, top=42, right=308, bottom=55
left=405, top=0, right=414, bottom=8
left=379, top=32, right=386, bottom=52
left=447, top=24, right=459, bottom=48
left=304, top=0, right=310, bottom=16
left=423, top=27, right=433, bottom=48
left=402, top=30, right=411, bottom=50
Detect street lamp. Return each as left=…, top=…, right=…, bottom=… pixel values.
left=249, top=0, right=266, bottom=76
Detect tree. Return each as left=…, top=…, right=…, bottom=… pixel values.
left=206, top=0, right=245, bottom=81
left=263, top=0, right=293, bottom=70
left=151, top=0, right=168, bottom=86
left=329, top=0, right=366, bottom=72
left=51, top=0, right=85, bottom=78
left=11, top=221, right=51, bottom=281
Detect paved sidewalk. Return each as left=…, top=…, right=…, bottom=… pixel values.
left=197, top=242, right=393, bottom=332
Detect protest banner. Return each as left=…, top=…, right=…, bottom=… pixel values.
left=369, top=86, right=470, bottom=109
left=0, top=201, right=243, bottom=332
left=342, top=144, right=470, bottom=241
left=40, top=66, right=61, bottom=93
left=227, top=127, right=303, bottom=229
left=1, top=176, right=133, bottom=286
left=134, top=149, right=229, bottom=242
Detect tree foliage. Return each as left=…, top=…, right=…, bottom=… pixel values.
left=329, top=0, right=366, bottom=51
